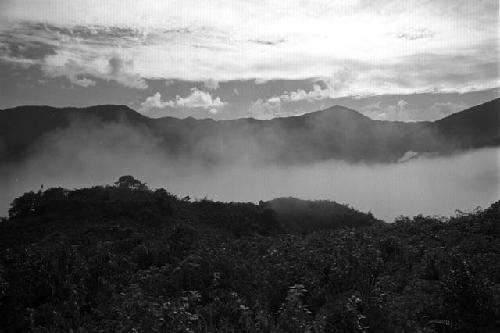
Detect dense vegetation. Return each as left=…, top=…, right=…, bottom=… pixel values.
left=0, top=177, right=498, bottom=332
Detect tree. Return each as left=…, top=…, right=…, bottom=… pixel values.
left=114, top=175, right=148, bottom=191
left=8, top=191, right=40, bottom=218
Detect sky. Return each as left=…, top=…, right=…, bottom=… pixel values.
left=0, top=0, right=498, bottom=121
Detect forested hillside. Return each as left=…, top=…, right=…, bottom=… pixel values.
left=0, top=177, right=498, bottom=332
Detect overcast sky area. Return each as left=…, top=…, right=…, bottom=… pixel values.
left=0, top=0, right=498, bottom=121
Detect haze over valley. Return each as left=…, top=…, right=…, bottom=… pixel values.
left=1, top=100, right=498, bottom=221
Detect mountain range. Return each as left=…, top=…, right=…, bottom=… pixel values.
left=1, top=98, right=498, bottom=165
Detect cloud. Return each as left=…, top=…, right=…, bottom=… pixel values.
left=248, top=99, right=282, bottom=120
left=0, top=54, right=39, bottom=68
left=41, top=50, right=148, bottom=89
left=360, top=100, right=412, bottom=121
left=106, top=55, right=148, bottom=89
left=360, top=100, right=470, bottom=121
left=0, top=25, right=148, bottom=89
left=203, top=79, right=219, bottom=90
left=397, top=100, right=408, bottom=109
left=0, top=1, right=498, bottom=95
left=249, top=38, right=285, bottom=46
left=397, top=28, right=435, bottom=41
left=139, top=89, right=226, bottom=115
left=139, top=92, right=174, bottom=111
left=428, top=101, right=469, bottom=118
left=108, top=56, right=126, bottom=76
left=263, top=68, right=356, bottom=105
left=72, top=77, right=96, bottom=87
left=174, top=88, right=226, bottom=109
left=272, top=85, right=329, bottom=103
left=247, top=98, right=304, bottom=120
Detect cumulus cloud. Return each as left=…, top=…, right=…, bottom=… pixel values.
left=248, top=99, right=282, bottom=120
left=247, top=98, right=304, bottom=120
left=279, top=84, right=329, bottom=102
left=262, top=68, right=356, bottom=106
left=174, top=88, right=226, bottom=109
left=41, top=51, right=147, bottom=89
left=105, top=55, right=148, bottom=89
left=361, top=100, right=470, bottom=121
left=361, top=100, right=412, bottom=121
left=139, top=92, right=174, bottom=111
left=139, top=89, right=226, bottom=115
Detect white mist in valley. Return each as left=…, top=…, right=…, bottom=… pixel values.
left=0, top=121, right=498, bottom=221
left=163, top=148, right=499, bottom=221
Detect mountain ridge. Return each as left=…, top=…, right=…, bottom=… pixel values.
left=1, top=98, right=498, bottom=164
left=2, top=98, right=495, bottom=123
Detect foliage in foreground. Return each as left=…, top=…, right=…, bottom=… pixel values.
left=0, top=177, right=499, bottom=332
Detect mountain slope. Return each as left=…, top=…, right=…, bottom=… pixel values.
left=0, top=99, right=498, bottom=164
left=0, top=105, right=150, bottom=161
left=435, top=98, right=500, bottom=148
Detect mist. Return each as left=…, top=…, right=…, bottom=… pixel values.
left=1, top=119, right=498, bottom=222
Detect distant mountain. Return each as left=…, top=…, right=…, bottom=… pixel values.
left=435, top=99, right=500, bottom=148
left=0, top=104, right=149, bottom=162
left=0, top=99, right=498, bottom=164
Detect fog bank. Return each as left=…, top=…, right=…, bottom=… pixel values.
left=0, top=120, right=498, bottom=221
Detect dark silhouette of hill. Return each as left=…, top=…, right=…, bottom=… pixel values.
left=435, top=99, right=500, bottom=148
left=0, top=99, right=498, bottom=164
left=2, top=177, right=379, bottom=243
left=0, top=104, right=149, bottom=161
left=0, top=178, right=499, bottom=332
left=265, top=197, right=377, bottom=233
